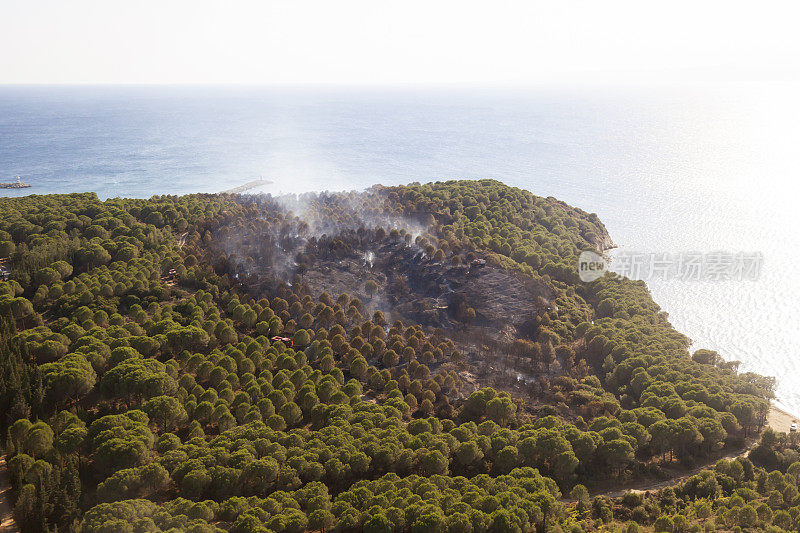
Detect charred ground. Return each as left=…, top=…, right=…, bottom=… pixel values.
left=208, top=189, right=591, bottom=404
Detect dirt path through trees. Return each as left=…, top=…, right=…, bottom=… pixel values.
left=0, top=456, right=19, bottom=533
left=593, top=405, right=794, bottom=499
left=597, top=439, right=758, bottom=499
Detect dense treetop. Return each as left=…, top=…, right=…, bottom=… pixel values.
left=0, top=181, right=779, bottom=532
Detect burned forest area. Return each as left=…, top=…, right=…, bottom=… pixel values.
left=210, top=190, right=576, bottom=408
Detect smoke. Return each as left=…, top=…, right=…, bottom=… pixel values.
left=271, top=187, right=428, bottom=239
left=218, top=187, right=434, bottom=285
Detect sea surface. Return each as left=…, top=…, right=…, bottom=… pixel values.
left=1, top=84, right=799, bottom=415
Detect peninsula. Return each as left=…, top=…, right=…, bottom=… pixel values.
left=0, top=176, right=30, bottom=189
left=0, top=180, right=792, bottom=533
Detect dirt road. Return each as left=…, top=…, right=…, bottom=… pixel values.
left=598, top=440, right=758, bottom=499
left=593, top=405, right=798, bottom=499
left=0, top=455, right=19, bottom=533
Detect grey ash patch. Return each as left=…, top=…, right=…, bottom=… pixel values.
left=299, top=240, right=553, bottom=345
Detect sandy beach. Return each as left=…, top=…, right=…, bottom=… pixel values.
left=768, top=404, right=799, bottom=433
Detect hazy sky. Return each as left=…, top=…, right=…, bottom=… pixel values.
left=1, top=0, right=798, bottom=85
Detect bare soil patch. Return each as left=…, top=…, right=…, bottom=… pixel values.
left=0, top=455, right=19, bottom=533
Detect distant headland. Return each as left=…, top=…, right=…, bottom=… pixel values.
left=0, top=176, right=30, bottom=189
left=220, top=177, right=272, bottom=194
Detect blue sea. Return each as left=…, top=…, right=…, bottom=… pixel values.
left=2, top=84, right=799, bottom=415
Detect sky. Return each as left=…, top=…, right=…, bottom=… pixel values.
left=1, top=0, right=799, bottom=85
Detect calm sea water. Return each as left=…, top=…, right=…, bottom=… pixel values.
left=2, top=85, right=799, bottom=414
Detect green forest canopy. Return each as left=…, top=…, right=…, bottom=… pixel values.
left=0, top=181, right=786, bottom=533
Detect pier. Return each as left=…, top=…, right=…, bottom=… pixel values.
left=220, top=178, right=272, bottom=194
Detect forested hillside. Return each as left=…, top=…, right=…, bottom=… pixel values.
left=0, top=180, right=789, bottom=533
